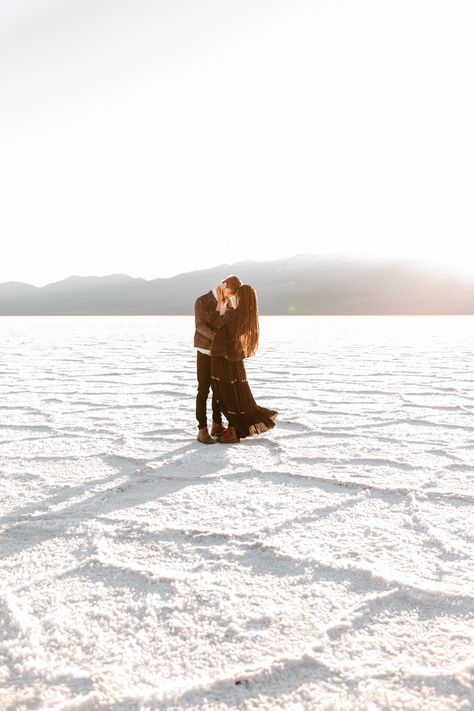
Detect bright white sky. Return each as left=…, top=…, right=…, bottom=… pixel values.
left=1, top=0, right=473, bottom=286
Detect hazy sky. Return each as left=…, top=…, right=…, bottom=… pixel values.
left=1, top=0, right=473, bottom=286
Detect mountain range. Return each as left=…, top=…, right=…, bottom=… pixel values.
left=1, top=255, right=473, bottom=315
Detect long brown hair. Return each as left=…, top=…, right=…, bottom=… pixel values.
left=234, top=285, right=259, bottom=357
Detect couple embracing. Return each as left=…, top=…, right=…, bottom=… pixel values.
left=194, top=275, right=278, bottom=444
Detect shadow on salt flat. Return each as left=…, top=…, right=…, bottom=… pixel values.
left=0, top=469, right=125, bottom=529
left=59, top=559, right=176, bottom=598
left=0, top=424, right=53, bottom=433
left=271, top=419, right=313, bottom=432
left=142, top=428, right=188, bottom=438
left=0, top=445, right=230, bottom=560
left=146, top=649, right=353, bottom=711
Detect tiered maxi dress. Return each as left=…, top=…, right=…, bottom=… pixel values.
left=210, top=309, right=277, bottom=439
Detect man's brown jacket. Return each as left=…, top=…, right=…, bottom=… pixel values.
left=194, top=291, right=219, bottom=351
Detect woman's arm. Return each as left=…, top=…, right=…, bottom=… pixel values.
left=214, top=308, right=237, bottom=330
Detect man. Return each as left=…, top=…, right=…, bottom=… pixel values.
left=194, top=274, right=242, bottom=444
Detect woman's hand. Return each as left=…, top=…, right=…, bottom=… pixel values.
left=216, top=284, right=224, bottom=310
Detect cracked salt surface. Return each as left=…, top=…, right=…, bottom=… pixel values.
left=1, top=315, right=473, bottom=710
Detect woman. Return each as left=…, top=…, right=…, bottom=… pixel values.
left=210, top=284, right=278, bottom=443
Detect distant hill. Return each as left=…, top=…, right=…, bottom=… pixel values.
left=1, top=255, right=474, bottom=314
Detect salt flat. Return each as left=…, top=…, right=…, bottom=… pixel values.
left=0, top=315, right=473, bottom=711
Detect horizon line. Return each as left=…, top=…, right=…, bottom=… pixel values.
left=1, top=313, right=473, bottom=318
left=2, top=253, right=470, bottom=289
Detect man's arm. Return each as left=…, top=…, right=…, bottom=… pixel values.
left=194, top=297, right=218, bottom=340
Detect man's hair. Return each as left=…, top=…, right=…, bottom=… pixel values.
left=222, top=275, right=242, bottom=293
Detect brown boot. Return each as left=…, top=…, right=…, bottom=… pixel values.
left=197, top=427, right=214, bottom=444
left=210, top=422, right=226, bottom=437
left=217, top=426, right=240, bottom=444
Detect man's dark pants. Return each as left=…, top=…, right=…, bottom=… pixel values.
left=196, top=351, right=222, bottom=429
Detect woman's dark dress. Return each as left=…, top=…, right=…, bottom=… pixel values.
left=210, top=309, right=277, bottom=439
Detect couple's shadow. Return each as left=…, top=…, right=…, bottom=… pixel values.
left=1, top=438, right=230, bottom=563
